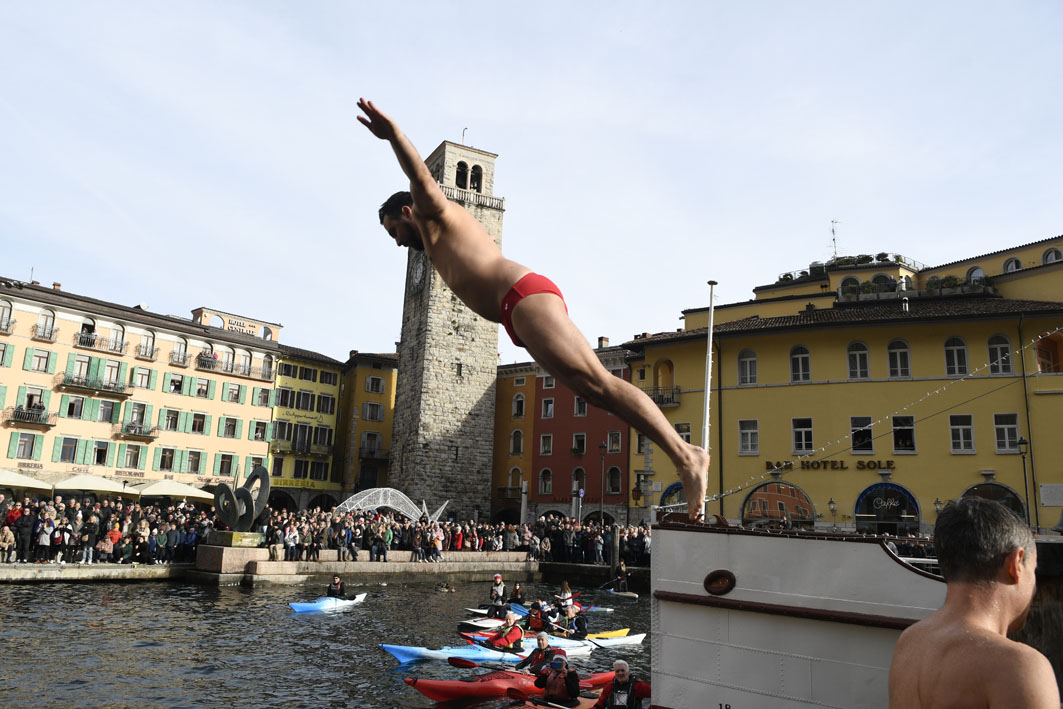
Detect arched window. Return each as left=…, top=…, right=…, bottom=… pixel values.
left=572, top=468, right=585, bottom=494
left=962, top=482, right=1026, bottom=521
left=847, top=342, right=869, bottom=379
left=139, top=330, right=156, bottom=359
left=839, top=277, right=860, bottom=295
left=508, top=467, right=522, bottom=489
left=209, top=314, right=224, bottom=329
left=790, top=346, right=811, bottom=382
left=738, top=349, right=757, bottom=385
left=903, top=275, right=915, bottom=291
left=887, top=340, right=910, bottom=378
left=456, top=161, right=468, bottom=189
left=510, top=430, right=523, bottom=455
left=236, top=349, right=251, bottom=375
left=262, top=354, right=275, bottom=378
left=740, top=481, right=817, bottom=529
left=36, top=309, right=55, bottom=339
left=871, top=274, right=894, bottom=291
left=988, top=334, right=1012, bottom=374
left=966, top=266, right=985, bottom=284
left=944, top=337, right=968, bottom=376
left=108, top=323, right=125, bottom=352
left=262, top=326, right=274, bottom=341
left=512, top=393, right=525, bottom=417
left=539, top=469, right=552, bottom=495
left=77, top=318, right=97, bottom=348
left=1003, top=257, right=1021, bottom=273
left=1044, top=248, right=1062, bottom=265
left=217, top=346, right=234, bottom=371
left=854, top=482, right=920, bottom=535
left=0, top=300, right=11, bottom=332
left=470, top=165, right=483, bottom=193
left=607, top=466, right=621, bottom=494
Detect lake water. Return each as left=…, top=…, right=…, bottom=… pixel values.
left=0, top=578, right=649, bottom=707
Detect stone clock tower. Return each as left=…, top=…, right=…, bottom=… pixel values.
left=388, top=141, right=504, bottom=521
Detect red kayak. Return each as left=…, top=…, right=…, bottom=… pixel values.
left=404, top=669, right=614, bottom=702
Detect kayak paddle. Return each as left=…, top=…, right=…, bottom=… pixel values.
left=505, top=688, right=569, bottom=708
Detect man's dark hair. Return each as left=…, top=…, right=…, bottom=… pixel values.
left=379, top=191, right=413, bottom=224
left=934, top=497, right=1033, bottom=584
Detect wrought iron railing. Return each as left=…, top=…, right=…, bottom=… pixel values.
left=641, top=386, right=681, bottom=407
left=73, top=332, right=99, bottom=348
left=135, top=344, right=159, bottom=360
left=32, top=323, right=57, bottom=342
left=170, top=351, right=190, bottom=366
left=53, top=372, right=130, bottom=396
left=113, top=423, right=159, bottom=439
left=3, top=407, right=57, bottom=427
left=310, top=443, right=332, bottom=457
left=104, top=338, right=128, bottom=354
left=0, top=317, right=13, bottom=335
left=359, top=446, right=389, bottom=460
left=195, top=353, right=219, bottom=371
left=496, top=486, right=521, bottom=500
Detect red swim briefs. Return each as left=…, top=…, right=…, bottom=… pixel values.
left=500, top=272, right=567, bottom=348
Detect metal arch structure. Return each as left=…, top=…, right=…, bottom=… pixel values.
left=335, top=487, right=449, bottom=522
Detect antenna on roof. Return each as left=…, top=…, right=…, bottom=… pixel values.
left=831, top=220, right=841, bottom=259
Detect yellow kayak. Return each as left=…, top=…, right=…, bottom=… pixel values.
left=551, top=627, right=629, bottom=640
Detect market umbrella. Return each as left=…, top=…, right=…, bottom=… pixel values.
left=132, top=479, right=214, bottom=503
left=0, top=467, right=53, bottom=492
left=50, top=473, right=138, bottom=497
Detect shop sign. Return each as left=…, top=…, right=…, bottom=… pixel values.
left=115, top=469, right=145, bottom=478
left=226, top=317, right=258, bottom=336
left=70, top=466, right=90, bottom=473
left=273, top=478, right=320, bottom=489
left=766, top=459, right=897, bottom=471
left=17, top=462, right=43, bottom=470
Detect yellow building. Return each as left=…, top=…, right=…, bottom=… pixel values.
left=625, top=236, right=1063, bottom=533
left=492, top=361, right=537, bottom=521
left=267, top=345, right=344, bottom=510
left=0, top=282, right=278, bottom=495
left=335, top=351, right=397, bottom=493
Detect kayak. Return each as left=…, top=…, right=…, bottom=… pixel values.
left=460, top=628, right=630, bottom=643
left=601, top=589, right=639, bottom=600
left=458, top=617, right=507, bottom=631
left=511, top=691, right=602, bottom=708
left=289, top=593, right=367, bottom=613
left=461, top=631, right=646, bottom=650
left=510, top=602, right=614, bottom=615
left=380, top=642, right=592, bottom=664
left=404, top=669, right=615, bottom=702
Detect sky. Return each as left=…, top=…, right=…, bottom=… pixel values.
left=2, top=2, right=1062, bottom=364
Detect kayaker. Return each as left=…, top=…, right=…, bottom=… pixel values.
left=515, top=632, right=568, bottom=675
left=533, top=656, right=581, bottom=706
left=592, top=659, right=651, bottom=708
left=487, top=573, right=507, bottom=619
left=524, top=601, right=548, bottom=632
left=554, top=580, right=576, bottom=609
left=326, top=575, right=346, bottom=598
left=611, top=561, right=631, bottom=593
left=558, top=604, right=588, bottom=640
left=484, top=611, right=524, bottom=650
left=507, top=581, right=526, bottom=606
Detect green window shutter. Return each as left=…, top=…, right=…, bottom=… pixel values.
left=111, top=403, right=121, bottom=424
left=59, top=394, right=70, bottom=418
left=32, top=434, right=44, bottom=461
left=118, top=443, right=127, bottom=467
left=22, top=348, right=33, bottom=370
left=235, top=419, right=243, bottom=439
left=204, top=415, right=212, bottom=435
left=238, top=385, right=247, bottom=404
left=217, top=417, right=225, bottom=436
left=152, top=447, right=162, bottom=471
left=252, top=387, right=262, bottom=405
left=184, top=376, right=195, bottom=396
left=144, top=405, right=153, bottom=428
left=41, top=390, right=51, bottom=410
left=265, top=422, right=272, bottom=443
left=123, top=402, right=133, bottom=424
left=52, top=437, right=63, bottom=463
left=88, top=399, right=100, bottom=421
left=76, top=440, right=89, bottom=465
left=65, top=353, right=76, bottom=375
left=2, top=345, right=12, bottom=368
left=244, top=456, right=252, bottom=475
left=47, top=352, right=57, bottom=374
left=162, top=373, right=172, bottom=392
left=207, top=379, right=216, bottom=399
left=247, top=421, right=255, bottom=441
left=0, top=385, right=6, bottom=408
left=118, top=362, right=128, bottom=384
left=177, top=449, right=187, bottom=473
left=178, top=412, right=189, bottom=433
left=16, top=386, right=26, bottom=408
left=88, top=357, right=101, bottom=380
left=7, top=432, right=19, bottom=458
left=268, top=388, right=276, bottom=407
left=157, top=408, right=166, bottom=427
left=213, top=454, right=222, bottom=476
left=148, top=369, right=157, bottom=390
left=138, top=447, right=146, bottom=470
left=105, top=443, right=115, bottom=467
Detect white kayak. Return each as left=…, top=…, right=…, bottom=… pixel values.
left=601, top=590, right=639, bottom=600
left=290, top=593, right=368, bottom=613
left=459, top=617, right=507, bottom=631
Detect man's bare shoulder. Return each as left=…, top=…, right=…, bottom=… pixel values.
left=985, top=641, right=1060, bottom=708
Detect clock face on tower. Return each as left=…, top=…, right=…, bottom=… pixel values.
left=410, top=253, right=426, bottom=294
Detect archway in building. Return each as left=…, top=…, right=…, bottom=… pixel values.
left=854, top=482, right=920, bottom=535
left=740, top=481, right=816, bottom=529
left=540, top=509, right=569, bottom=523
left=493, top=507, right=521, bottom=524
left=268, top=490, right=298, bottom=512
left=659, top=481, right=684, bottom=509
left=307, top=494, right=338, bottom=511
left=583, top=510, right=615, bottom=525
left=653, top=359, right=675, bottom=388
left=961, top=482, right=1027, bottom=521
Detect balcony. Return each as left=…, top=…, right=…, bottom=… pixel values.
left=135, top=344, right=159, bottom=361
left=642, top=385, right=681, bottom=407
left=73, top=332, right=99, bottom=349
left=496, top=486, right=521, bottom=500
left=71, top=332, right=128, bottom=355
left=31, top=324, right=57, bottom=342
left=195, top=352, right=221, bottom=371
left=112, top=422, right=159, bottom=441
left=170, top=351, right=190, bottom=367
left=0, top=317, right=14, bottom=335
left=3, top=406, right=57, bottom=427
left=359, top=446, right=389, bottom=460
left=53, top=372, right=131, bottom=398
left=270, top=439, right=293, bottom=454
left=309, top=443, right=333, bottom=458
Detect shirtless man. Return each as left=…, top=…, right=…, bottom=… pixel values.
left=357, top=98, right=709, bottom=520
left=889, top=497, right=1059, bottom=708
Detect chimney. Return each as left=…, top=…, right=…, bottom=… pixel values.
left=30, top=280, right=40, bottom=286
left=349, top=349, right=359, bottom=359
left=597, top=336, right=610, bottom=349
left=805, top=303, right=815, bottom=312
left=902, top=297, right=910, bottom=313
left=52, top=282, right=61, bottom=291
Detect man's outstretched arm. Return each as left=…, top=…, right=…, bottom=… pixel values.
left=357, top=98, right=448, bottom=219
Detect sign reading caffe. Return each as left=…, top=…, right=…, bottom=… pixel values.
left=766, top=459, right=897, bottom=471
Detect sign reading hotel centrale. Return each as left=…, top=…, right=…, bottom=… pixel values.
left=766, top=459, right=897, bottom=471
left=225, top=317, right=258, bottom=336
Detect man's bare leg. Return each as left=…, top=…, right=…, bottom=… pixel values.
left=510, top=294, right=709, bottom=520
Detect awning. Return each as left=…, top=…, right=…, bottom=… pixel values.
left=0, top=468, right=53, bottom=492
left=50, top=473, right=138, bottom=497
left=131, top=479, right=214, bottom=503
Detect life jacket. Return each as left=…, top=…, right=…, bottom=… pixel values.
left=606, top=676, right=639, bottom=708
left=544, top=670, right=572, bottom=702
left=527, top=610, right=545, bottom=630
left=491, top=623, right=524, bottom=649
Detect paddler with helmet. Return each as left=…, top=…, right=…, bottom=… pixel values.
left=514, top=631, right=568, bottom=675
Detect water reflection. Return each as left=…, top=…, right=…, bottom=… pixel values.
left=1, top=580, right=649, bottom=707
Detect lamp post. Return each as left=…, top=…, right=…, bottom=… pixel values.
left=828, top=497, right=837, bottom=532
left=933, top=497, right=943, bottom=516
left=1017, top=437, right=1031, bottom=526
left=599, top=441, right=607, bottom=526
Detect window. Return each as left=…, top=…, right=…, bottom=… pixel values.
left=739, top=420, right=759, bottom=455
left=309, top=461, right=328, bottom=480
left=738, top=349, right=757, bottom=385
left=32, top=349, right=50, bottom=371
left=851, top=416, right=873, bottom=452
left=219, top=454, right=234, bottom=476
left=455, top=362, right=463, bottom=377
left=456, top=161, right=468, bottom=189
left=572, top=468, right=585, bottom=492
left=276, top=387, right=295, bottom=408
left=93, top=441, right=108, bottom=465
left=840, top=276, right=860, bottom=295
left=249, top=456, right=264, bottom=472
left=0, top=300, right=11, bottom=329
left=887, top=340, right=910, bottom=378
left=636, top=434, right=646, bottom=455
left=169, top=374, right=184, bottom=393
left=187, top=450, right=201, bottom=473
left=512, top=393, right=525, bottom=418
left=470, top=165, right=483, bottom=193
left=572, top=434, right=586, bottom=455
left=274, top=421, right=292, bottom=441
left=130, top=403, right=146, bottom=425
left=0, top=343, right=7, bottom=366
left=24, top=387, right=44, bottom=408
left=1045, top=248, right=1063, bottom=265
left=988, top=335, right=1012, bottom=374
left=36, top=310, right=55, bottom=338
left=541, top=399, right=554, bottom=418
left=994, top=414, right=1020, bottom=452
left=792, top=418, right=813, bottom=454
left=124, top=445, right=141, bottom=469
left=847, top=342, right=869, bottom=379
left=539, top=469, right=552, bottom=495
left=98, top=401, right=116, bottom=423
left=540, top=434, right=553, bottom=455
left=892, top=416, right=916, bottom=453
left=191, top=413, right=206, bottom=434
left=271, top=456, right=283, bottom=477
left=543, top=376, right=555, bottom=389
left=320, top=371, right=338, bottom=386
left=160, top=448, right=175, bottom=472
left=279, top=362, right=297, bottom=377
left=608, top=431, right=621, bottom=453
left=607, top=467, right=622, bottom=494
left=316, top=395, right=336, bottom=415
left=510, top=430, right=523, bottom=455
left=313, top=426, right=332, bottom=446
left=298, top=366, right=317, bottom=382
left=949, top=415, right=974, bottom=453
left=1003, top=257, right=1021, bottom=273
left=196, top=379, right=210, bottom=398
left=74, top=355, right=90, bottom=379
left=944, top=337, right=968, bottom=376
left=366, top=376, right=385, bottom=393
left=164, top=410, right=179, bottom=431
left=225, top=383, right=240, bottom=402
left=967, top=266, right=985, bottom=284
left=108, top=324, right=125, bottom=352
left=295, top=391, right=315, bottom=410
left=256, top=388, right=271, bottom=406
left=637, top=367, right=646, bottom=382
left=15, top=433, right=35, bottom=459
left=790, top=346, right=811, bottom=382
left=514, top=377, right=526, bottom=387
left=66, top=396, right=84, bottom=419
left=253, top=421, right=268, bottom=441
left=674, top=423, right=691, bottom=443
left=363, top=402, right=384, bottom=421
left=59, top=437, right=77, bottom=463
left=573, top=397, right=587, bottom=417
left=223, top=418, right=237, bottom=438
left=293, top=459, right=309, bottom=479
left=134, top=368, right=151, bottom=388
left=102, top=359, right=120, bottom=384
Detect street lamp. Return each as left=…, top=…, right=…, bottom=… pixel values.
left=828, top=497, right=837, bottom=531
left=933, top=497, right=943, bottom=516
left=1017, top=437, right=1031, bottom=526
left=599, top=441, right=607, bottom=526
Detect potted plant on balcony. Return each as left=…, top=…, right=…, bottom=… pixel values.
left=876, top=252, right=890, bottom=262
left=856, top=254, right=873, bottom=265
left=939, top=275, right=963, bottom=294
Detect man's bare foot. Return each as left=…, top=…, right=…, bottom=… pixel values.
left=677, top=444, right=710, bottom=522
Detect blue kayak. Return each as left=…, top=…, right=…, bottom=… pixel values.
left=290, top=593, right=367, bottom=613
left=510, top=603, right=613, bottom=615
left=379, top=642, right=591, bottom=664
